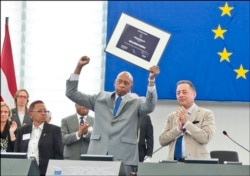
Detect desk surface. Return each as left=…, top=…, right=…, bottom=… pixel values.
left=138, top=162, right=250, bottom=176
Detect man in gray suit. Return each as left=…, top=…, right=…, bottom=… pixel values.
left=61, top=103, right=94, bottom=160
left=66, top=56, right=160, bottom=176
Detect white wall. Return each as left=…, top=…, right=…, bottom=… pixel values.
left=1, top=1, right=106, bottom=120
left=150, top=100, right=250, bottom=165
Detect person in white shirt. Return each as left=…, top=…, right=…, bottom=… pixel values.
left=14, top=100, right=63, bottom=175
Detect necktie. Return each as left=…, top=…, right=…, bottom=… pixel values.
left=113, top=96, right=122, bottom=116
left=174, top=135, right=183, bottom=161
left=80, top=116, right=84, bottom=125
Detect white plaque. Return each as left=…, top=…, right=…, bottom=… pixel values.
left=105, top=13, right=171, bottom=70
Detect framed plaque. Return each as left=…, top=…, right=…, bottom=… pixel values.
left=105, top=13, right=171, bottom=70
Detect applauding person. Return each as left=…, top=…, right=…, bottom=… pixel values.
left=1, top=102, right=18, bottom=152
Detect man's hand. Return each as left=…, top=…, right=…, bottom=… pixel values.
left=74, top=56, right=90, bottom=74
left=9, top=121, right=17, bottom=133
left=177, top=106, right=188, bottom=128
left=149, top=65, right=160, bottom=80
left=77, top=121, right=89, bottom=137
left=79, top=56, right=90, bottom=66
left=144, top=156, right=152, bottom=162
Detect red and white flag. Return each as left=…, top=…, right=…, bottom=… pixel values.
left=1, top=17, right=17, bottom=108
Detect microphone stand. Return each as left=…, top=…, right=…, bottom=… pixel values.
left=130, top=146, right=164, bottom=176
left=223, top=131, right=250, bottom=152
left=144, top=146, right=164, bottom=161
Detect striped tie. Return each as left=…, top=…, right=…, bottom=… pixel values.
left=80, top=116, right=84, bottom=125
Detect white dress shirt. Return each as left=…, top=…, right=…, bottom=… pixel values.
left=27, top=123, right=44, bottom=164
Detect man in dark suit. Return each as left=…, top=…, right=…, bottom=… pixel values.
left=131, top=93, right=154, bottom=162
left=138, top=114, right=154, bottom=162
left=14, top=100, right=64, bottom=176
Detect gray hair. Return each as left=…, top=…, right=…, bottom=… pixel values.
left=116, top=71, right=133, bottom=83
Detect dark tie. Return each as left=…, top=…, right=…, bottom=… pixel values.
left=113, top=96, right=122, bottom=116
left=174, top=135, right=183, bottom=161
left=80, top=116, right=84, bottom=125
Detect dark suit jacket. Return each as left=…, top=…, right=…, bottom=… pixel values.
left=137, top=115, right=154, bottom=162
left=14, top=122, right=64, bottom=175
left=11, top=108, right=32, bottom=127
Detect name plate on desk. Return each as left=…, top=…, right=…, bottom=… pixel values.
left=46, top=160, right=125, bottom=176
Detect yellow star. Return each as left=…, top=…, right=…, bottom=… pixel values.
left=212, top=25, right=227, bottom=39
left=219, top=2, right=234, bottom=17
left=217, top=47, right=232, bottom=62
left=234, top=64, right=249, bottom=79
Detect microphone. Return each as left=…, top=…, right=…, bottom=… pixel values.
left=222, top=130, right=250, bottom=152
left=143, top=146, right=165, bottom=161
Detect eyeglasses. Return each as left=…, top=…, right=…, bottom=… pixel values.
left=30, top=110, right=50, bottom=114
left=17, top=95, right=28, bottom=99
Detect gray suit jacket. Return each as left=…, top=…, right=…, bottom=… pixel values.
left=66, top=79, right=157, bottom=166
left=61, top=114, right=94, bottom=160
left=159, top=104, right=216, bottom=160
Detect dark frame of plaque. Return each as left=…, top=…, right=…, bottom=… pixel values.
left=105, top=13, right=171, bottom=70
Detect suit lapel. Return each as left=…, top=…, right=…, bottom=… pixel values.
left=72, top=115, right=80, bottom=130
left=23, top=110, right=30, bottom=123
left=40, top=123, right=49, bottom=140
left=12, top=109, right=21, bottom=126
left=107, top=92, right=115, bottom=115
left=116, top=98, right=126, bottom=115
left=115, top=95, right=132, bottom=116
left=189, top=104, right=199, bottom=123
left=85, top=115, right=92, bottom=124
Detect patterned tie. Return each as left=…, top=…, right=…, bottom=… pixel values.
left=174, top=135, right=183, bottom=161
left=113, top=96, right=122, bottom=116
left=80, top=116, right=84, bottom=125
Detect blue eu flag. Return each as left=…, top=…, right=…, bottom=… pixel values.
left=105, top=1, right=249, bottom=102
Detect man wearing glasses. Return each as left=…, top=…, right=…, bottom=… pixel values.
left=14, top=100, right=64, bottom=176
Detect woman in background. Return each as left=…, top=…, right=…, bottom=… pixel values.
left=11, top=89, right=32, bottom=127
left=1, top=102, right=18, bottom=152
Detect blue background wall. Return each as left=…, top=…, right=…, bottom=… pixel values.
left=105, top=1, right=249, bottom=102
